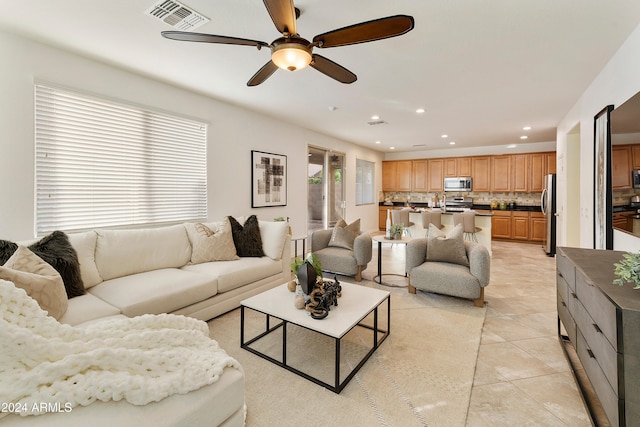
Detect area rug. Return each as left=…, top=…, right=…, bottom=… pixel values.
left=209, top=281, right=486, bottom=427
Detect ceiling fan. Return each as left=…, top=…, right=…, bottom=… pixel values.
left=161, top=0, right=414, bottom=86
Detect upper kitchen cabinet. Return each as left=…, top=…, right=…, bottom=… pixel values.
left=471, top=157, right=490, bottom=192
left=530, top=152, right=557, bottom=192
left=412, top=160, right=429, bottom=192
left=444, top=157, right=472, bottom=177
left=612, top=146, right=632, bottom=189
left=491, top=156, right=511, bottom=192
left=511, top=154, right=529, bottom=192
left=632, top=145, right=640, bottom=169
left=382, top=160, right=412, bottom=191
left=428, top=159, right=444, bottom=191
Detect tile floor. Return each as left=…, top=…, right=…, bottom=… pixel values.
left=363, top=237, right=594, bottom=426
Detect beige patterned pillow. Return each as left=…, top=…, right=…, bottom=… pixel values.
left=185, top=219, right=239, bottom=263
left=426, top=223, right=469, bottom=266
left=328, top=218, right=361, bottom=250
left=0, top=245, right=68, bottom=319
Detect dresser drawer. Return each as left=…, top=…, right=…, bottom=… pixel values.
left=574, top=298, right=619, bottom=393
left=577, top=329, right=619, bottom=427
left=576, top=270, right=618, bottom=351
left=557, top=291, right=576, bottom=344
left=556, top=252, right=576, bottom=291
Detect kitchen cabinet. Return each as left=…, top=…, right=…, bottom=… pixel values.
left=612, top=146, right=632, bottom=189
left=491, top=156, right=511, bottom=192
left=511, top=154, right=529, bottom=192
left=632, top=145, right=640, bottom=169
left=428, top=159, right=444, bottom=192
left=529, top=152, right=556, bottom=192
left=613, top=211, right=633, bottom=232
left=444, top=157, right=472, bottom=177
left=379, top=206, right=393, bottom=231
left=382, top=161, right=412, bottom=191
left=530, top=211, right=546, bottom=242
left=557, top=247, right=640, bottom=426
left=471, top=156, right=491, bottom=192
left=412, top=160, right=428, bottom=192
left=491, top=211, right=512, bottom=239
left=511, top=211, right=529, bottom=240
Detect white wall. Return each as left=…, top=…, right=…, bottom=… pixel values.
left=0, top=30, right=383, bottom=241
left=556, top=22, right=640, bottom=251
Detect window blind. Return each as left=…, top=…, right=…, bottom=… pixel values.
left=35, top=84, right=207, bottom=234
left=355, top=158, right=375, bottom=205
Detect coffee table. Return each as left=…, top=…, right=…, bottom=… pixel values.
left=240, top=281, right=390, bottom=393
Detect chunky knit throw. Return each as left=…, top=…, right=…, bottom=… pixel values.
left=0, top=279, right=242, bottom=417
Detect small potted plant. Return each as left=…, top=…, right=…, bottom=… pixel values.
left=289, top=253, right=322, bottom=291
left=389, top=223, right=404, bottom=240
left=613, top=252, right=640, bottom=289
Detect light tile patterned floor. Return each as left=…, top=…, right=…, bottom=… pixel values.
left=363, top=238, right=592, bottom=426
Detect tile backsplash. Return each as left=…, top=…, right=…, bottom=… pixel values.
left=381, top=191, right=543, bottom=206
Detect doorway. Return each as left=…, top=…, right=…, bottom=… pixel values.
left=307, top=147, right=345, bottom=237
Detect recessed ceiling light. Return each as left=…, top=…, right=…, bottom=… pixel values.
left=328, top=106, right=337, bottom=111
left=390, top=146, right=396, bottom=150
left=441, top=134, right=448, bottom=138
left=449, top=141, right=456, bottom=145
left=375, top=140, right=381, bottom=144
left=522, top=126, right=532, bottom=131
left=507, top=144, right=517, bottom=148
left=416, top=108, right=425, bottom=114
left=520, top=135, right=528, bottom=140
left=371, top=115, right=380, bottom=120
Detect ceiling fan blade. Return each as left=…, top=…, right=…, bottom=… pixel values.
left=162, top=31, right=269, bottom=48
left=310, top=54, right=357, bottom=84
left=263, top=0, right=297, bottom=35
left=247, top=61, right=279, bottom=86
left=313, top=15, right=414, bottom=48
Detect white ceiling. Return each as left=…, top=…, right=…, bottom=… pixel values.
left=2, top=0, right=640, bottom=153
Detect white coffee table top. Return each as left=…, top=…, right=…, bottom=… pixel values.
left=372, top=234, right=412, bottom=244
left=241, top=282, right=390, bottom=339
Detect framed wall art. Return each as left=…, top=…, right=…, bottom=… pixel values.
left=251, top=150, right=287, bottom=208
left=593, top=105, right=614, bottom=250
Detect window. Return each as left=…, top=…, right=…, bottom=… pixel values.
left=355, top=159, right=375, bottom=205
left=35, top=84, right=207, bottom=234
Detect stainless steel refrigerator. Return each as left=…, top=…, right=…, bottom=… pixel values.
left=541, top=173, right=556, bottom=256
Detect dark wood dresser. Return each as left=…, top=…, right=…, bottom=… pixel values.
left=556, top=247, right=640, bottom=426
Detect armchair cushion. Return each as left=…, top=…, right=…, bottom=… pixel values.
left=426, top=224, right=469, bottom=267
left=328, top=218, right=360, bottom=250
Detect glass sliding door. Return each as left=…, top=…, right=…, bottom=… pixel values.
left=307, top=147, right=345, bottom=236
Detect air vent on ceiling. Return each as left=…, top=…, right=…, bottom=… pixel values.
left=145, top=0, right=210, bottom=31
left=367, top=119, right=387, bottom=126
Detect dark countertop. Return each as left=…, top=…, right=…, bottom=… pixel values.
left=613, top=205, right=640, bottom=213
left=380, top=202, right=542, bottom=212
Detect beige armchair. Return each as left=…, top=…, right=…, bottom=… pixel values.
left=311, top=226, right=372, bottom=282
left=405, top=225, right=490, bottom=307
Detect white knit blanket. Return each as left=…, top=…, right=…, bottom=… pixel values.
left=0, top=279, right=242, bottom=417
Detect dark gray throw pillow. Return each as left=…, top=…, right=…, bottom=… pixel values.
left=228, top=215, right=265, bottom=257
left=0, top=231, right=86, bottom=298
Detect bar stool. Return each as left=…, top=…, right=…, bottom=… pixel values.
left=453, top=212, right=482, bottom=242
left=391, top=209, right=414, bottom=237
left=421, top=210, right=444, bottom=237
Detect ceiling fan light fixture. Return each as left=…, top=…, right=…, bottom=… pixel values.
left=272, top=43, right=312, bottom=71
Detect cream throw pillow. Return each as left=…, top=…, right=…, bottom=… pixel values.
left=185, top=219, right=239, bottom=263
left=0, top=245, right=68, bottom=319
left=426, top=223, right=469, bottom=266
left=328, top=218, right=361, bottom=250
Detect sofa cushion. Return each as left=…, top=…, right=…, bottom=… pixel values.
left=95, top=225, right=192, bottom=280
left=0, top=246, right=68, bottom=320
left=328, top=218, right=360, bottom=250
left=185, top=219, right=239, bottom=263
left=259, top=220, right=289, bottom=260
left=313, top=246, right=358, bottom=276
left=228, top=215, right=264, bottom=257
left=426, top=224, right=469, bottom=266
left=58, top=292, right=121, bottom=326
left=2, top=231, right=86, bottom=298
left=67, top=231, right=103, bottom=289
left=88, top=268, right=218, bottom=317
left=182, top=257, right=281, bottom=293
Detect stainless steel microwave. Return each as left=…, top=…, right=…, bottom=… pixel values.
left=444, top=177, right=472, bottom=192
left=633, top=169, right=640, bottom=189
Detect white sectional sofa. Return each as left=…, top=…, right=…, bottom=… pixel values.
left=3, top=217, right=291, bottom=427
